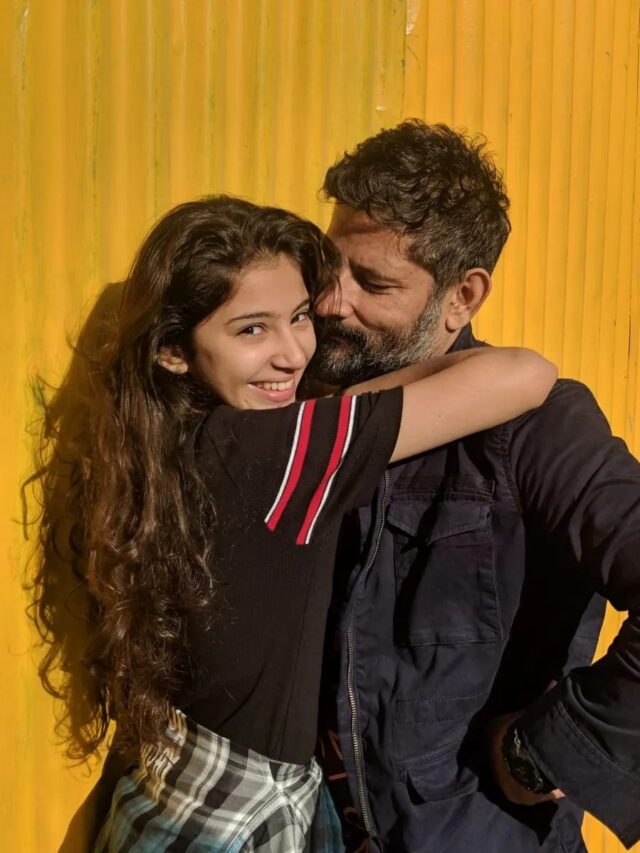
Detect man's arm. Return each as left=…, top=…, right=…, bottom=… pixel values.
left=502, top=379, right=640, bottom=848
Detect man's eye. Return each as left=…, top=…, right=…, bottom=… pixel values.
left=238, top=325, right=264, bottom=336
left=356, top=276, right=389, bottom=294
left=364, top=281, right=389, bottom=293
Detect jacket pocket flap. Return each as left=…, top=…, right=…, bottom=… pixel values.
left=387, top=499, right=489, bottom=542
left=395, top=691, right=490, bottom=724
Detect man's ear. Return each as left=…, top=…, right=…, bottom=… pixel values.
left=442, top=268, right=492, bottom=333
left=157, top=345, right=190, bottom=374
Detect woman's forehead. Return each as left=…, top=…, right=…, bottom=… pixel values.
left=221, top=256, right=309, bottom=317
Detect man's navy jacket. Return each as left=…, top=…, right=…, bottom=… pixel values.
left=323, top=326, right=640, bottom=852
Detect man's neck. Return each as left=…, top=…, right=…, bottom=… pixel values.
left=446, top=324, right=474, bottom=354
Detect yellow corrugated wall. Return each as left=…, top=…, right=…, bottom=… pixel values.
left=1, top=1, right=637, bottom=850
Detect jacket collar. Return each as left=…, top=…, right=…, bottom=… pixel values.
left=447, top=324, right=479, bottom=353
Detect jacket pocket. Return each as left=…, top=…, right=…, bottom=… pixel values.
left=400, top=741, right=480, bottom=803
left=393, top=689, right=490, bottom=764
left=389, top=482, right=501, bottom=646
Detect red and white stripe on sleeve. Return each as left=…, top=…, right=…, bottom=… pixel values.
left=264, top=395, right=358, bottom=545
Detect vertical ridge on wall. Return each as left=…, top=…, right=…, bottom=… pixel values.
left=0, top=2, right=27, bottom=844
left=503, top=0, right=533, bottom=349
left=543, top=0, right=573, bottom=369
left=602, top=0, right=638, bottom=440
left=563, top=1, right=595, bottom=380
left=630, top=0, right=640, bottom=460
left=580, top=1, right=613, bottom=400
left=524, top=0, right=552, bottom=354
left=480, top=0, right=511, bottom=346
left=404, top=2, right=639, bottom=851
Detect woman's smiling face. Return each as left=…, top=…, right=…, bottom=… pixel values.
left=189, top=254, right=316, bottom=409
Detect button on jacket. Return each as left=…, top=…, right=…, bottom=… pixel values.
left=331, top=326, right=640, bottom=852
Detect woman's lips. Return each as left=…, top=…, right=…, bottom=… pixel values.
left=249, top=378, right=296, bottom=404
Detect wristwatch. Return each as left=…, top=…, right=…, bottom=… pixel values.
left=501, top=721, right=555, bottom=795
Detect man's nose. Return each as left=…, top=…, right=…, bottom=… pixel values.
left=315, top=270, right=355, bottom=319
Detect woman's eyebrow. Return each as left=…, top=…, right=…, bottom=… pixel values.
left=226, top=310, right=273, bottom=324
left=225, top=299, right=310, bottom=325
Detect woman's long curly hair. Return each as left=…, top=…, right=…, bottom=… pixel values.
left=25, top=196, right=339, bottom=757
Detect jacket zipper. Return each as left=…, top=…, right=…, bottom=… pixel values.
left=346, top=470, right=389, bottom=837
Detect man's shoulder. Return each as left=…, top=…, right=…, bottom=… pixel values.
left=512, top=377, right=606, bottom=433
left=542, top=376, right=598, bottom=403
left=462, top=329, right=601, bottom=414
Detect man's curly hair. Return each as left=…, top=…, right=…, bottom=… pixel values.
left=323, top=120, right=511, bottom=292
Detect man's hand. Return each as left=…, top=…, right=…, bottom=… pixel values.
left=488, top=711, right=565, bottom=805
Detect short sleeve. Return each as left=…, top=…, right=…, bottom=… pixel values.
left=199, top=388, right=402, bottom=545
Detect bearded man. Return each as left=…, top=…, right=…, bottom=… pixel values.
left=313, top=120, right=640, bottom=853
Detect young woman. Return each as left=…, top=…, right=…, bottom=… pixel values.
left=30, top=196, right=556, bottom=852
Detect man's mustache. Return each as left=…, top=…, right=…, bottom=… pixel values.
left=315, top=318, right=369, bottom=347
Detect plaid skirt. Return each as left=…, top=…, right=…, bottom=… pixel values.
left=94, top=708, right=344, bottom=852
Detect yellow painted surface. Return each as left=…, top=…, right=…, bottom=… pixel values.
left=1, top=1, right=638, bottom=850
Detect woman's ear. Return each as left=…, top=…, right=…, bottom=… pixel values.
left=442, top=268, right=492, bottom=333
left=157, top=345, right=189, bottom=374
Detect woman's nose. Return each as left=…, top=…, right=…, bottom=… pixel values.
left=273, top=331, right=308, bottom=369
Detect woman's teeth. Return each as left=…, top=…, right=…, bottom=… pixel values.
left=254, top=380, right=294, bottom=391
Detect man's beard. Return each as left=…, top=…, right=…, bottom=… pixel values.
left=309, top=297, right=443, bottom=386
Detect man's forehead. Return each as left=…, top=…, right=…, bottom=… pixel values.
left=328, top=205, right=414, bottom=265
left=328, top=204, right=390, bottom=237
left=327, top=205, right=432, bottom=290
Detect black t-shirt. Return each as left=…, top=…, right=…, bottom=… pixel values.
left=177, top=389, right=403, bottom=765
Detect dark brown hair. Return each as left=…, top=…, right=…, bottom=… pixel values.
left=324, top=119, right=511, bottom=291
left=26, top=196, right=338, bottom=756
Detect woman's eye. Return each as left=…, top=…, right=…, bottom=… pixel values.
left=238, top=325, right=264, bottom=336
left=292, top=311, right=311, bottom=324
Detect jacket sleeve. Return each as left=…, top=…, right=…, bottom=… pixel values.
left=509, top=379, right=640, bottom=847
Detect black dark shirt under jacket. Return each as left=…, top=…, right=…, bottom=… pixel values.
left=177, top=389, right=403, bottom=766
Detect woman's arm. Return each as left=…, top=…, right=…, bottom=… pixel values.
left=347, top=347, right=557, bottom=463
left=346, top=348, right=487, bottom=394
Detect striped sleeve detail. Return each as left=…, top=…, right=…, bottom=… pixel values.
left=265, top=400, right=316, bottom=531
left=295, top=395, right=357, bottom=545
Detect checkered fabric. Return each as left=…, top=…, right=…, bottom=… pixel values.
left=95, top=708, right=344, bottom=852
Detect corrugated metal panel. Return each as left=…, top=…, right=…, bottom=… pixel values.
left=405, top=2, right=639, bottom=851
left=1, top=1, right=638, bottom=850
